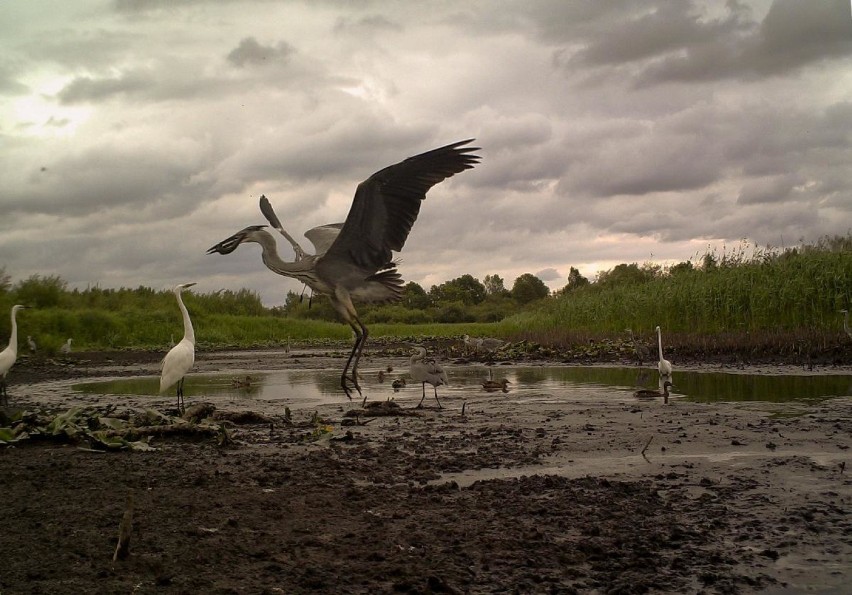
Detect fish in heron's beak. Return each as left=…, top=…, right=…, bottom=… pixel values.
left=206, top=225, right=266, bottom=255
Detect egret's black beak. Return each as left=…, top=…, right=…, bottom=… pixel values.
left=207, top=225, right=266, bottom=255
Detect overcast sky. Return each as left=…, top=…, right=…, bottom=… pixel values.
left=2, top=0, right=850, bottom=305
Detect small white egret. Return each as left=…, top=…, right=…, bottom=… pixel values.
left=60, top=338, right=73, bottom=354
left=0, top=305, right=28, bottom=405
left=409, top=346, right=449, bottom=408
left=655, top=325, right=673, bottom=378
left=27, top=335, right=36, bottom=353
left=159, top=283, right=196, bottom=414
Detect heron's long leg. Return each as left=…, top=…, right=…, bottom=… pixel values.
left=433, top=386, right=442, bottom=409
left=340, top=322, right=364, bottom=400
left=416, top=382, right=427, bottom=408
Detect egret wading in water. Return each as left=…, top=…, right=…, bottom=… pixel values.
left=160, top=283, right=196, bottom=414
left=655, top=325, right=672, bottom=378
left=0, top=305, right=28, bottom=406
left=408, top=346, right=449, bottom=409
left=208, top=140, right=480, bottom=400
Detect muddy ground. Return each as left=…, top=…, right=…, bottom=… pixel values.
left=1, top=348, right=850, bottom=594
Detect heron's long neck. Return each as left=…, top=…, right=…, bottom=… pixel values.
left=8, top=308, right=19, bottom=354
left=176, top=292, right=195, bottom=345
left=657, top=329, right=664, bottom=359
left=255, top=233, right=319, bottom=284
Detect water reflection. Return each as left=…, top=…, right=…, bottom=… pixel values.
left=73, top=365, right=852, bottom=406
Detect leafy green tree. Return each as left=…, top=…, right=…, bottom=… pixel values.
left=429, top=274, right=486, bottom=306
left=0, top=266, right=10, bottom=293
left=669, top=261, right=694, bottom=275
left=402, top=282, right=430, bottom=309
left=483, top=274, right=508, bottom=296
left=511, top=273, right=549, bottom=304
left=563, top=267, right=589, bottom=293
left=595, top=263, right=653, bottom=288
left=15, top=274, right=67, bottom=308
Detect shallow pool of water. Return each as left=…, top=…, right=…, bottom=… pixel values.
left=72, top=365, right=852, bottom=408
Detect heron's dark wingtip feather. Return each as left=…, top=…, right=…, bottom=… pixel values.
left=259, top=196, right=284, bottom=230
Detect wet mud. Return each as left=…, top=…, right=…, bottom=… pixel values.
left=1, top=348, right=850, bottom=594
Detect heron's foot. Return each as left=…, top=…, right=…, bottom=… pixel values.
left=341, top=374, right=362, bottom=401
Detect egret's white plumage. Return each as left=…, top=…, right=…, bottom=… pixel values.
left=60, top=338, right=73, bottom=354
left=27, top=335, right=36, bottom=353
left=409, top=346, right=449, bottom=408
left=655, top=325, right=673, bottom=378
left=0, top=305, right=27, bottom=406
left=160, top=283, right=196, bottom=414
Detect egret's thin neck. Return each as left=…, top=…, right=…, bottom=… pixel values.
left=176, top=291, right=195, bottom=345
left=8, top=308, right=19, bottom=353
left=657, top=328, right=664, bottom=359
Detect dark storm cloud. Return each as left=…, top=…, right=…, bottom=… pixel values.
left=543, top=0, right=852, bottom=85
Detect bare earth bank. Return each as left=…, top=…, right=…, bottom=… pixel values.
left=0, top=349, right=850, bottom=594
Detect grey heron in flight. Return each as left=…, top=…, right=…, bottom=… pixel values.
left=208, top=139, right=480, bottom=400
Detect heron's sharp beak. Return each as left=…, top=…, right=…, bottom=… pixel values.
left=206, top=225, right=266, bottom=255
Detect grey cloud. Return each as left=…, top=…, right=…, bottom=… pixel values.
left=736, top=174, right=801, bottom=205
left=227, top=37, right=295, bottom=67
left=57, top=71, right=152, bottom=103
left=333, top=15, right=402, bottom=34
left=535, top=268, right=561, bottom=282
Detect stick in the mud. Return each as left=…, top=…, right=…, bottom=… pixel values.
left=640, top=436, right=654, bottom=461
left=113, top=492, right=134, bottom=561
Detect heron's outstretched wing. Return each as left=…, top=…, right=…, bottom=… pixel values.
left=304, top=223, right=344, bottom=256
left=321, top=139, right=480, bottom=271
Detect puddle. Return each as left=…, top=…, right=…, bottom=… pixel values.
left=431, top=450, right=852, bottom=488
left=72, top=365, right=852, bottom=407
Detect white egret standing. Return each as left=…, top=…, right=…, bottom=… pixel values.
left=655, top=325, right=672, bottom=378
left=0, top=305, right=28, bottom=406
left=27, top=335, right=36, bottom=353
left=409, top=346, right=449, bottom=409
left=208, top=140, right=480, bottom=400
left=60, top=338, right=73, bottom=354
left=160, top=283, right=196, bottom=414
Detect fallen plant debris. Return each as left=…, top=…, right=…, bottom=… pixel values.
left=0, top=404, right=240, bottom=451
